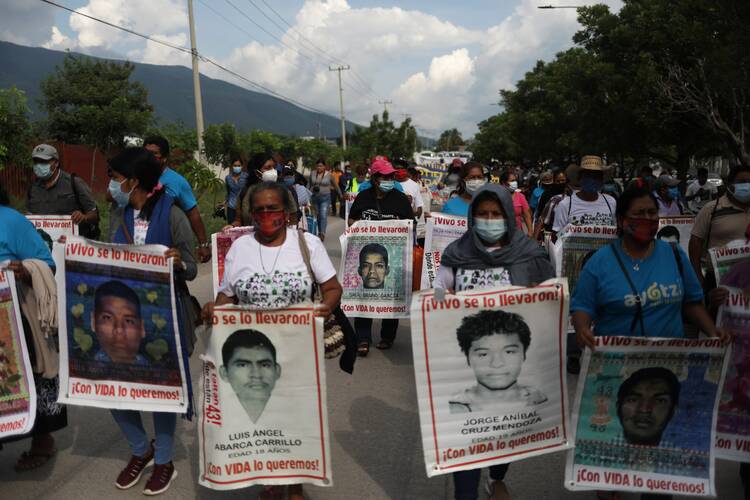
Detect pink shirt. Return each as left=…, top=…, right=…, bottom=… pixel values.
left=512, top=191, right=529, bottom=230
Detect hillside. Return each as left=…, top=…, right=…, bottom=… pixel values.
left=0, top=41, right=355, bottom=138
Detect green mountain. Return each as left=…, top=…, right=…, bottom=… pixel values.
left=0, top=41, right=355, bottom=138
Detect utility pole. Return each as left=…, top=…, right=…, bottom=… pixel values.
left=329, top=65, right=350, bottom=150
left=379, top=99, right=393, bottom=114
left=187, top=0, right=205, bottom=160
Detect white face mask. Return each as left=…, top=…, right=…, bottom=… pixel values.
left=508, top=181, right=518, bottom=191
left=465, top=179, right=486, bottom=193
left=261, top=169, right=278, bottom=182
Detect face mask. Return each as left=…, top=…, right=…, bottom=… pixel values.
left=622, top=217, right=659, bottom=244
left=667, top=187, right=680, bottom=200
left=232, top=166, right=242, bottom=175
left=283, top=177, right=295, bottom=187
left=261, top=169, right=278, bottom=182
left=508, top=181, right=518, bottom=191
left=659, top=236, right=678, bottom=244
left=698, top=178, right=707, bottom=186
left=474, top=218, right=507, bottom=243
left=551, top=184, right=566, bottom=195
left=253, top=211, right=286, bottom=237
left=108, top=178, right=132, bottom=208
left=465, top=179, right=486, bottom=193
left=33, top=162, right=53, bottom=179
left=732, top=182, right=750, bottom=203
left=379, top=180, right=395, bottom=192
left=446, top=174, right=460, bottom=185
left=580, top=177, right=603, bottom=194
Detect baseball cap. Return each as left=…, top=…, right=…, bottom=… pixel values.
left=32, top=144, right=58, bottom=161
left=369, top=158, right=396, bottom=176
left=540, top=171, right=554, bottom=184
left=655, top=174, right=680, bottom=188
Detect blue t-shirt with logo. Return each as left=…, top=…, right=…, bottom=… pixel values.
left=159, top=167, right=198, bottom=211
left=571, top=239, right=703, bottom=337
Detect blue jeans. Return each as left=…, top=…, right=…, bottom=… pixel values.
left=312, top=195, right=330, bottom=235
left=453, top=464, right=509, bottom=500
left=111, top=410, right=177, bottom=465
left=354, top=317, right=399, bottom=345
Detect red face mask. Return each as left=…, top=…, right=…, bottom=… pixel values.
left=253, top=211, right=286, bottom=236
left=622, top=217, right=659, bottom=243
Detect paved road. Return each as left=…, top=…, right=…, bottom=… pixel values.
left=0, top=216, right=745, bottom=499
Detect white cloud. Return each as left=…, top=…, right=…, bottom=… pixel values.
left=43, top=27, right=75, bottom=51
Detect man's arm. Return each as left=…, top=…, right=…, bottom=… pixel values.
left=186, top=206, right=210, bottom=263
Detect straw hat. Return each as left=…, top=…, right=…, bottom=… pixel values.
left=580, top=155, right=604, bottom=171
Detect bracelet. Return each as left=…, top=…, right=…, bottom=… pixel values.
left=199, top=241, right=210, bottom=249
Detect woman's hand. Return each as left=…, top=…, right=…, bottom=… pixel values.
left=6, top=261, right=31, bottom=284
left=707, top=286, right=730, bottom=311
left=164, top=248, right=182, bottom=271
left=201, top=301, right=215, bottom=324
left=707, top=326, right=734, bottom=346
left=314, top=303, right=332, bottom=318
left=576, top=326, right=596, bottom=351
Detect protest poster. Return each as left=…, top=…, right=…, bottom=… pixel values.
left=339, top=219, right=413, bottom=318
left=25, top=215, right=78, bottom=245
left=555, top=225, right=618, bottom=292
left=0, top=269, right=36, bottom=439
left=411, top=280, right=571, bottom=477
left=57, top=236, right=190, bottom=412
left=565, top=337, right=729, bottom=496
left=199, top=305, right=331, bottom=490
left=343, top=191, right=357, bottom=223
left=715, top=287, right=750, bottom=461
left=420, top=213, right=468, bottom=289
left=709, top=239, right=750, bottom=286
left=657, top=216, right=694, bottom=254
left=212, top=226, right=253, bottom=296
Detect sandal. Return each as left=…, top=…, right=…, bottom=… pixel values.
left=376, top=340, right=393, bottom=350
left=14, top=447, right=57, bottom=472
left=357, top=342, right=369, bottom=357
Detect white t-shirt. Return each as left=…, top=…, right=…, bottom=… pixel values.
left=218, top=229, right=337, bottom=309
left=132, top=209, right=149, bottom=245
left=400, top=178, right=425, bottom=212
left=685, top=179, right=717, bottom=214
left=552, top=193, right=616, bottom=232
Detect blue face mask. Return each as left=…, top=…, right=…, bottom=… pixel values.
left=283, top=177, right=295, bottom=187
left=33, top=162, right=53, bottom=180
left=108, top=178, right=132, bottom=208
left=580, top=177, right=603, bottom=194
left=732, top=182, right=750, bottom=203
left=473, top=218, right=507, bottom=243
left=379, top=180, right=395, bottom=192
left=232, top=166, right=242, bottom=175
left=667, top=187, right=680, bottom=200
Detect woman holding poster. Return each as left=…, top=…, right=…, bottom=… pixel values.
left=204, top=181, right=342, bottom=500
left=106, top=148, right=197, bottom=495
left=436, top=183, right=554, bottom=500
left=0, top=182, right=66, bottom=472
left=571, top=186, right=727, bottom=500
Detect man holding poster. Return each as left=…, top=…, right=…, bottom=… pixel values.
left=346, top=157, right=414, bottom=356
left=566, top=337, right=729, bottom=497
left=199, top=306, right=332, bottom=495
left=416, top=184, right=560, bottom=500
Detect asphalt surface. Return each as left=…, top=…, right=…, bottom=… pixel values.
left=0, top=216, right=745, bottom=499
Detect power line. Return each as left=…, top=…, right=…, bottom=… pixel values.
left=38, top=0, right=329, bottom=117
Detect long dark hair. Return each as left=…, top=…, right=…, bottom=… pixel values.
left=108, top=147, right=165, bottom=221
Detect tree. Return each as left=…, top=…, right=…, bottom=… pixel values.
left=40, top=55, right=153, bottom=179
left=145, top=121, right=197, bottom=166
left=203, top=122, right=241, bottom=168
left=436, top=128, right=465, bottom=151
left=471, top=113, right=519, bottom=163
left=348, top=111, right=417, bottom=161
left=0, top=87, right=32, bottom=170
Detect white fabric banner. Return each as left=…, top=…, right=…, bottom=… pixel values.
left=57, top=237, right=190, bottom=412
left=0, top=269, right=36, bottom=438
left=715, top=288, right=750, bottom=461
left=565, top=337, right=729, bottom=496
left=339, top=220, right=413, bottom=318
left=420, top=213, right=468, bottom=290
left=411, top=280, right=571, bottom=477
left=198, top=305, right=331, bottom=490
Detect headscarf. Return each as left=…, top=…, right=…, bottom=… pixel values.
left=440, top=183, right=554, bottom=286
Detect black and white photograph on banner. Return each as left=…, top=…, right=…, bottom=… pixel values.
left=199, top=305, right=331, bottom=490
left=411, top=280, right=570, bottom=477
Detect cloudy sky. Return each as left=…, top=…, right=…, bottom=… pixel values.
left=2, top=0, right=622, bottom=138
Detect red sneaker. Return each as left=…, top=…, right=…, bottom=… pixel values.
left=115, top=446, right=154, bottom=490
left=143, top=462, right=177, bottom=496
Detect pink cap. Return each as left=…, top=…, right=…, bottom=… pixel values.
left=369, top=158, right=396, bottom=176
